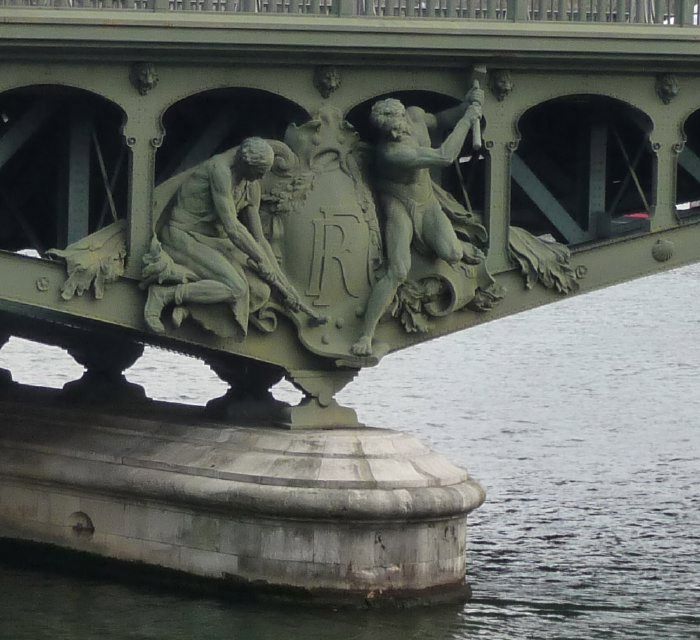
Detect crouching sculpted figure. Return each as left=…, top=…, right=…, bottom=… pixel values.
left=141, top=137, right=322, bottom=339
left=351, top=83, right=500, bottom=356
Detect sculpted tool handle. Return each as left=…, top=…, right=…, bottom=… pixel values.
left=469, top=80, right=483, bottom=151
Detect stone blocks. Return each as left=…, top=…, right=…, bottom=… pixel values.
left=0, top=399, right=484, bottom=605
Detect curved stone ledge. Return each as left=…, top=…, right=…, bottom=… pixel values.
left=0, top=433, right=485, bottom=521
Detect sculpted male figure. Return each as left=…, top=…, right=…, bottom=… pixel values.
left=142, top=137, right=316, bottom=336
left=351, top=86, right=485, bottom=356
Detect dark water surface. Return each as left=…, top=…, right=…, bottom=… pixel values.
left=1, top=265, right=699, bottom=639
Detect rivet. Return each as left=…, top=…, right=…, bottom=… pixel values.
left=652, top=239, right=673, bottom=262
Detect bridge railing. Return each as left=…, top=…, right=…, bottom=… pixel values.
left=0, top=0, right=697, bottom=24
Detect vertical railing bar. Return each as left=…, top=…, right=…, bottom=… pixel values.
left=595, top=0, right=603, bottom=19
left=557, top=0, right=566, bottom=19
left=653, top=0, right=664, bottom=20
left=634, top=0, right=642, bottom=22
left=335, top=0, right=355, bottom=13
left=615, top=0, right=625, bottom=20
left=507, top=0, right=527, bottom=19
left=678, top=0, right=693, bottom=23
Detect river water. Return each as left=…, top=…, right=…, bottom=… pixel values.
left=0, top=265, right=698, bottom=639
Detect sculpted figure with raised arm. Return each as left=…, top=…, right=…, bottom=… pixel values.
left=351, top=83, right=486, bottom=356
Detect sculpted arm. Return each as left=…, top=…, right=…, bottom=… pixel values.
left=408, top=106, right=463, bottom=133
left=239, top=182, right=324, bottom=319
left=239, top=184, right=267, bottom=245
left=427, top=82, right=486, bottom=131
left=208, top=160, right=267, bottom=265
left=238, top=185, right=282, bottom=267
left=384, top=110, right=479, bottom=171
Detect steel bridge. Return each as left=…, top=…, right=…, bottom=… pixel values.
left=0, top=5, right=699, bottom=392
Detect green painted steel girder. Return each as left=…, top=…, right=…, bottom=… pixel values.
left=1, top=11, right=700, bottom=71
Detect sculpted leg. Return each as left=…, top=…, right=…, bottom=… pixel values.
left=351, top=204, right=412, bottom=356
left=145, top=280, right=241, bottom=334
left=144, top=235, right=251, bottom=334
left=423, top=205, right=463, bottom=265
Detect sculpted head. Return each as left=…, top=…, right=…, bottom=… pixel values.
left=313, top=66, right=342, bottom=99
left=489, top=70, right=513, bottom=102
left=130, top=62, right=159, bottom=96
left=655, top=73, right=679, bottom=105
left=370, top=98, right=411, bottom=141
left=236, top=137, right=275, bottom=181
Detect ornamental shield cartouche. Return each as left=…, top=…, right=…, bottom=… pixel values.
left=262, top=107, right=382, bottom=361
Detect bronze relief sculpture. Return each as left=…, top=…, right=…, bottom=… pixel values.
left=49, top=82, right=583, bottom=418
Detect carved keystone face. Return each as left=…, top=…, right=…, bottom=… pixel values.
left=489, top=70, right=514, bottom=102
left=655, top=73, right=679, bottom=105
left=130, top=62, right=159, bottom=96
left=313, top=66, right=342, bottom=99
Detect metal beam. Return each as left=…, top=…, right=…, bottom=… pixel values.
left=0, top=101, right=57, bottom=173
left=0, top=188, right=45, bottom=256
left=63, top=107, right=93, bottom=247
left=2, top=220, right=700, bottom=365
left=588, top=122, right=607, bottom=234
left=157, top=109, right=240, bottom=184
left=678, top=146, right=700, bottom=184
left=511, top=153, right=590, bottom=244
left=606, top=137, right=647, bottom=217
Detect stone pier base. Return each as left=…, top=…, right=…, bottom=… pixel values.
left=0, top=397, right=484, bottom=606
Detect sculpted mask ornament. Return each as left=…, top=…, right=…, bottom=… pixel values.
left=489, top=70, right=514, bottom=102
left=130, top=62, right=159, bottom=96
left=655, top=73, right=679, bottom=105
left=313, top=66, right=341, bottom=99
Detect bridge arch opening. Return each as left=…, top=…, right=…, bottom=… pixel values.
left=0, top=85, right=127, bottom=254
left=345, top=90, right=487, bottom=215
left=676, top=108, right=700, bottom=220
left=512, top=95, right=654, bottom=246
left=156, top=88, right=309, bottom=185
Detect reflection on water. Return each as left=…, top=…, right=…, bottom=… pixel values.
left=1, top=266, right=699, bottom=639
